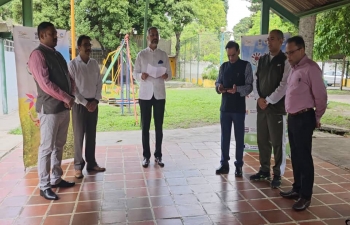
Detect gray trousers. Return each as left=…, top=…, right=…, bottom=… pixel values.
left=257, top=112, right=287, bottom=176
left=38, top=109, right=70, bottom=191
left=72, top=103, right=98, bottom=170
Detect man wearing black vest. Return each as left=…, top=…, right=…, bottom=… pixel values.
left=250, top=30, right=291, bottom=188
left=215, top=41, right=253, bottom=176
left=28, top=22, right=76, bottom=200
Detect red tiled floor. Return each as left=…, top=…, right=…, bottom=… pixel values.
left=48, top=202, right=75, bottom=215
left=314, top=193, right=345, bottom=204
left=1, top=146, right=350, bottom=224
left=299, top=221, right=327, bottom=225
left=127, top=208, right=154, bottom=222
left=177, top=204, right=206, bottom=217
left=20, top=204, right=49, bottom=217
left=308, top=205, right=342, bottom=219
left=153, top=205, right=179, bottom=219
left=260, top=210, right=293, bottom=223
left=249, top=198, right=278, bottom=211
left=72, top=212, right=100, bottom=225
left=43, top=215, right=72, bottom=225
left=235, top=211, right=267, bottom=225
left=13, top=216, right=43, bottom=225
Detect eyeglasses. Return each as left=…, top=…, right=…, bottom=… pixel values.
left=285, top=48, right=301, bottom=55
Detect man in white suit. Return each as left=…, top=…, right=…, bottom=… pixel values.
left=133, top=27, right=172, bottom=168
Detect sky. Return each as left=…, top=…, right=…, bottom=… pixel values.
left=226, top=0, right=251, bottom=31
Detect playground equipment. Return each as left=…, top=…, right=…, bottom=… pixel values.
left=100, top=34, right=139, bottom=125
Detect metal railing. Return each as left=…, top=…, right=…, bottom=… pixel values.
left=4, top=39, right=14, bottom=52
left=176, top=33, right=232, bottom=84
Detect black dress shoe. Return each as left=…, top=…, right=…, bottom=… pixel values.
left=51, top=179, right=75, bottom=188
left=280, top=189, right=300, bottom=199
left=293, top=198, right=311, bottom=211
left=235, top=166, right=243, bottom=177
left=155, top=157, right=164, bottom=167
left=216, top=165, right=229, bottom=174
left=142, top=158, right=150, bottom=168
left=40, top=188, right=59, bottom=200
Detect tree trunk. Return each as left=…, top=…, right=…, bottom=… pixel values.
left=321, top=61, right=325, bottom=74
left=175, top=32, right=181, bottom=59
left=298, top=15, right=316, bottom=59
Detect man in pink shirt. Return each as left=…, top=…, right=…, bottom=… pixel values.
left=280, top=36, right=327, bottom=211
left=28, top=22, right=76, bottom=200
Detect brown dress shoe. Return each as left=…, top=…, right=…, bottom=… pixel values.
left=87, top=165, right=106, bottom=172
left=75, top=170, right=84, bottom=179
left=293, top=198, right=311, bottom=211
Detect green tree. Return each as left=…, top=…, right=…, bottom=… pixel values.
left=168, top=0, right=226, bottom=58
left=0, top=2, right=13, bottom=21
left=314, top=6, right=350, bottom=89
left=248, top=11, right=298, bottom=36
left=128, top=0, right=172, bottom=39
left=222, top=0, right=229, bottom=14
left=314, top=7, right=350, bottom=60
left=11, top=0, right=71, bottom=29
left=233, top=17, right=253, bottom=41
left=245, top=0, right=261, bottom=13
left=166, top=0, right=195, bottom=58
left=75, top=0, right=131, bottom=50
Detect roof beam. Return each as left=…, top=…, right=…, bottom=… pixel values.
left=0, top=0, right=12, bottom=6
left=296, top=0, right=350, bottom=17
left=263, top=0, right=299, bottom=26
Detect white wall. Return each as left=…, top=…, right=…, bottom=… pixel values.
left=5, top=51, right=18, bottom=113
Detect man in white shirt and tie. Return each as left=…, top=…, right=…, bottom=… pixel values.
left=68, top=35, right=105, bottom=179
left=133, top=27, right=172, bottom=168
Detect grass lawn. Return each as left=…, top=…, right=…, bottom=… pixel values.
left=9, top=88, right=350, bottom=134
left=327, top=89, right=350, bottom=95
left=97, top=88, right=221, bottom=131
left=10, top=88, right=221, bottom=134
left=322, top=101, right=350, bottom=131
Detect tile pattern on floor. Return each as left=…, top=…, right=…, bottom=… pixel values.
left=0, top=143, right=350, bottom=225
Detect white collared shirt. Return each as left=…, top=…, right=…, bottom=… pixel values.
left=133, top=47, right=172, bottom=100
left=68, top=55, right=102, bottom=106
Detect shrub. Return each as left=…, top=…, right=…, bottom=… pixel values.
left=202, top=65, right=219, bottom=80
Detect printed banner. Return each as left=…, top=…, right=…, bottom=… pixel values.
left=13, top=26, right=74, bottom=168
left=241, top=33, right=290, bottom=153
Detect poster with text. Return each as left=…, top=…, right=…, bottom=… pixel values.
left=13, top=26, right=74, bottom=168
left=241, top=33, right=290, bottom=154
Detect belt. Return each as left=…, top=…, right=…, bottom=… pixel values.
left=289, top=108, right=312, bottom=116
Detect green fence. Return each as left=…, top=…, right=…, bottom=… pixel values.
left=176, top=32, right=233, bottom=85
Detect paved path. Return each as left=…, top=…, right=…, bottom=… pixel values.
left=328, top=94, right=350, bottom=104
left=0, top=111, right=22, bottom=159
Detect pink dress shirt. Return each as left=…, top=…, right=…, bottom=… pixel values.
left=28, top=44, right=75, bottom=104
left=285, top=55, right=327, bottom=123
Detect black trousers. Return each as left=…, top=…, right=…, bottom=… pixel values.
left=288, top=109, right=316, bottom=199
left=72, top=102, right=98, bottom=170
left=139, top=96, right=165, bottom=159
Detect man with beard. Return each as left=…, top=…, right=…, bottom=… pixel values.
left=250, top=30, right=291, bottom=189
left=28, top=22, right=76, bottom=200
left=68, top=35, right=105, bottom=179
left=133, top=27, right=172, bottom=168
